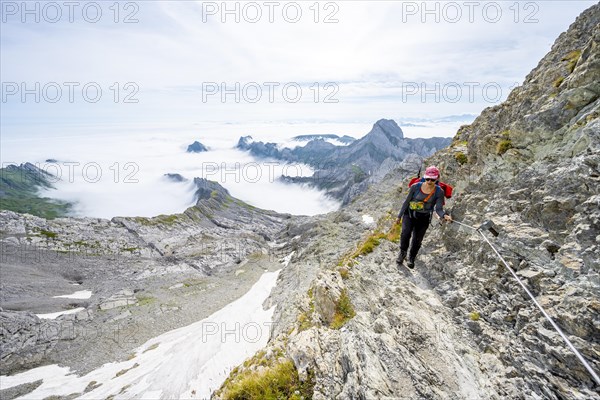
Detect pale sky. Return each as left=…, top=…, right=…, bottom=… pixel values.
left=1, top=1, right=597, bottom=136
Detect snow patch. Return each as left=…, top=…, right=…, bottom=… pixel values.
left=280, top=251, right=295, bottom=267
left=52, top=290, right=93, bottom=300
left=35, top=308, right=86, bottom=320
left=362, top=215, right=375, bottom=225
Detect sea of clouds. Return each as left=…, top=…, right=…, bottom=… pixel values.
left=1, top=120, right=461, bottom=218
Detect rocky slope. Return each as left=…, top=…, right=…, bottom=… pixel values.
left=215, top=4, right=600, bottom=399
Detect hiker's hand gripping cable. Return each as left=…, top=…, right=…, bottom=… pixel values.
left=435, top=213, right=453, bottom=225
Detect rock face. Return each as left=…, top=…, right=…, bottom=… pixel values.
left=186, top=140, right=208, bottom=153
left=419, top=5, right=600, bottom=396
left=216, top=4, right=600, bottom=400
left=238, top=119, right=452, bottom=204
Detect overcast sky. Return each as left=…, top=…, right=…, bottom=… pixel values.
left=1, top=0, right=596, bottom=136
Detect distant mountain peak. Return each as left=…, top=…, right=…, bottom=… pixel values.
left=187, top=141, right=208, bottom=153
left=373, top=119, right=404, bottom=140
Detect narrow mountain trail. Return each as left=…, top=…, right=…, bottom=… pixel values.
left=347, top=240, right=495, bottom=399
left=272, top=236, right=499, bottom=399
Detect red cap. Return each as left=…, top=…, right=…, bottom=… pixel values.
left=424, top=166, right=440, bottom=180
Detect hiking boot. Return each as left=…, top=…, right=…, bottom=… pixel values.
left=406, top=258, right=415, bottom=269
left=396, top=251, right=407, bottom=265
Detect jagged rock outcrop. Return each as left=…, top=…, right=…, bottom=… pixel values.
left=420, top=4, right=600, bottom=397
left=216, top=4, right=600, bottom=400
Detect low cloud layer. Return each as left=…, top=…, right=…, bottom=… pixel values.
left=3, top=124, right=351, bottom=218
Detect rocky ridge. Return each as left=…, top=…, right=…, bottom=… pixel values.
left=292, top=134, right=356, bottom=144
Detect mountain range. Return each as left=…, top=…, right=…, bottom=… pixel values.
left=237, top=119, right=451, bottom=204
left=0, top=4, right=599, bottom=399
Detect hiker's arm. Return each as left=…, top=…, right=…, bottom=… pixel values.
left=398, top=185, right=416, bottom=219
left=434, top=189, right=446, bottom=219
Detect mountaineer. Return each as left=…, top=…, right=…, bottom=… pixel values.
left=396, top=165, right=452, bottom=269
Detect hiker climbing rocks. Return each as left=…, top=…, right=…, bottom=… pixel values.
left=396, top=166, right=452, bottom=269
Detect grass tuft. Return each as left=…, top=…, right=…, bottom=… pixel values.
left=39, top=229, right=57, bottom=239
left=496, top=140, right=513, bottom=155
left=356, top=233, right=385, bottom=256
left=220, top=360, right=314, bottom=400
left=553, top=76, right=564, bottom=88
left=455, top=152, right=468, bottom=165
left=330, top=289, right=356, bottom=329
left=562, top=50, right=581, bottom=74
left=136, top=294, right=156, bottom=307
left=338, top=267, right=350, bottom=280
left=298, top=287, right=315, bottom=331
left=385, top=219, right=402, bottom=243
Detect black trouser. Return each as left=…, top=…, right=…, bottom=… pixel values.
left=400, top=212, right=431, bottom=260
